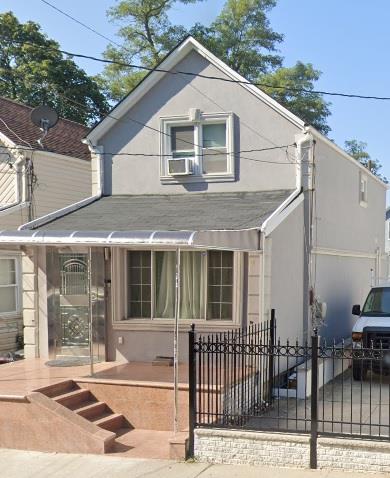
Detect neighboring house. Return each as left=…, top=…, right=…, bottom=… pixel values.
left=0, top=96, right=92, bottom=355
left=386, top=207, right=390, bottom=253
left=0, top=37, right=385, bottom=363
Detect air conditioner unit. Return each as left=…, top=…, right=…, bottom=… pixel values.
left=167, top=157, right=193, bottom=176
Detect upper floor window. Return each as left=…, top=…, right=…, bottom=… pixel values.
left=160, top=112, right=234, bottom=182
left=360, top=173, right=368, bottom=207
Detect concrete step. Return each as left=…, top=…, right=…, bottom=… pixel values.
left=93, top=413, right=126, bottom=432
left=54, top=388, right=91, bottom=408
left=75, top=401, right=108, bottom=420
left=35, top=380, right=76, bottom=398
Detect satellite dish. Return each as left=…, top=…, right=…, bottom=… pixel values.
left=31, top=105, right=59, bottom=131
left=30, top=105, right=59, bottom=147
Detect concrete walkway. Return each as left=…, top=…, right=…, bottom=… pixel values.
left=1, top=449, right=389, bottom=478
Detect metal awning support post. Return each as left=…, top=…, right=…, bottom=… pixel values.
left=88, top=246, right=94, bottom=377
left=173, top=247, right=181, bottom=435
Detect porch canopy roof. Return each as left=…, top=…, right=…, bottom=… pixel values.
left=0, top=190, right=293, bottom=251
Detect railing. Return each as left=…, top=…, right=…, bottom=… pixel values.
left=188, top=317, right=390, bottom=468
left=188, top=311, right=275, bottom=456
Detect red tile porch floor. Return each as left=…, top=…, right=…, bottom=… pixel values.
left=0, top=359, right=189, bottom=459
left=0, top=359, right=189, bottom=397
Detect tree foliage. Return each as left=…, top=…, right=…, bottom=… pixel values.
left=260, top=62, right=331, bottom=135
left=344, top=139, right=387, bottom=183
left=0, top=12, right=109, bottom=125
left=100, top=0, right=331, bottom=135
left=190, top=0, right=283, bottom=80
left=99, top=0, right=202, bottom=100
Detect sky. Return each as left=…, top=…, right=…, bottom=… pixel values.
left=2, top=0, right=390, bottom=189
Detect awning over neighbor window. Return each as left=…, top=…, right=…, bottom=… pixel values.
left=0, top=228, right=259, bottom=251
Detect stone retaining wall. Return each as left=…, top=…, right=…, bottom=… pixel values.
left=195, top=428, right=390, bottom=473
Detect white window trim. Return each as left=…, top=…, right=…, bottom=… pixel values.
left=359, top=172, right=368, bottom=208
left=111, top=247, right=242, bottom=330
left=0, top=254, right=21, bottom=317
left=160, top=112, right=235, bottom=183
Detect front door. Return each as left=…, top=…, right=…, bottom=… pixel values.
left=58, top=253, right=90, bottom=357
left=47, top=248, right=106, bottom=361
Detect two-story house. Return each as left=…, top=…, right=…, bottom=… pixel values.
left=0, top=37, right=386, bottom=364
left=0, top=96, right=92, bottom=356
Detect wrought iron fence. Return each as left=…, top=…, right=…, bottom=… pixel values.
left=188, top=314, right=390, bottom=468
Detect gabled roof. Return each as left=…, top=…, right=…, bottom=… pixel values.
left=0, top=96, right=90, bottom=160
left=86, top=36, right=305, bottom=143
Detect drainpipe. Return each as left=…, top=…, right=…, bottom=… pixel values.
left=298, top=131, right=315, bottom=339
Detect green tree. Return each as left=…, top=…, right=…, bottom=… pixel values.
left=100, top=0, right=331, bottom=134
left=0, top=12, right=108, bottom=125
left=260, top=62, right=331, bottom=135
left=190, top=0, right=283, bottom=79
left=344, top=139, right=387, bottom=183
left=99, top=0, right=203, bottom=101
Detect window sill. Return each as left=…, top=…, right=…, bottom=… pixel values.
left=160, top=173, right=235, bottom=184
left=112, top=319, right=238, bottom=332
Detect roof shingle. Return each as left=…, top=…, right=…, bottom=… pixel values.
left=0, top=96, right=90, bottom=160
left=36, top=190, right=294, bottom=231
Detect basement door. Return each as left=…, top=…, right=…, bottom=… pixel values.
left=47, top=248, right=106, bottom=361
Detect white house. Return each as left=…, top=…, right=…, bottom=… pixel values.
left=0, top=37, right=386, bottom=363
left=0, top=96, right=92, bottom=355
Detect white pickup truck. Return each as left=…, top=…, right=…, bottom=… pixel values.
left=352, top=284, right=390, bottom=380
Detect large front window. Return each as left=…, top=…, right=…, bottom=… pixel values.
left=126, top=250, right=233, bottom=321
left=0, top=257, right=19, bottom=314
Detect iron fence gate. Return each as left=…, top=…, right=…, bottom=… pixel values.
left=188, top=313, right=390, bottom=468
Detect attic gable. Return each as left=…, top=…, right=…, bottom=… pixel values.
left=86, top=36, right=305, bottom=144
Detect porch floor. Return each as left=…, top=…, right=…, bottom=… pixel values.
left=0, top=359, right=190, bottom=460
left=0, top=358, right=189, bottom=397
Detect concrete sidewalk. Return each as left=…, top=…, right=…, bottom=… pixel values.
left=1, top=449, right=388, bottom=478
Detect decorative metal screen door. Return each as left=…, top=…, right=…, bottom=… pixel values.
left=57, top=253, right=90, bottom=357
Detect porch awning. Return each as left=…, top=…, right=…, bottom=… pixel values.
left=0, top=228, right=259, bottom=251
left=0, top=190, right=295, bottom=251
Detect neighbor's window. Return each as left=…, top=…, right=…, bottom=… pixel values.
left=161, top=113, right=234, bottom=180
left=360, top=174, right=368, bottom=205
left=0, top=258, right=18, bottom=314
left=126, top=250, right=233, bottom=321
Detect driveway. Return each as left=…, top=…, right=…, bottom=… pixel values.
left=249, top=368, right=390, bottom=437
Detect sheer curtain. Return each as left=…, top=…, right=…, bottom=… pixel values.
left=155, top=251, right=176, bottom=318
left=180, top=251, right=205, bottom=320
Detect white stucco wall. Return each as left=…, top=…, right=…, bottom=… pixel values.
left=269, top=201, right=305, bottom=343
left=99, top=49, right=301, bottom=196
left=312, top=137, right=386, bottom=339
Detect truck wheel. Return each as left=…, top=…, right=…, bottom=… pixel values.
left=352, top=360, right=367, bottom=381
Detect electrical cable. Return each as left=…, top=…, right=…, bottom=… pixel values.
left=40, top=0, right=124, bottom=50
left=3, top=35, right=390, bottom=101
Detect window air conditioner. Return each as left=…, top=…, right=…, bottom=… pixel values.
left=167, top=157, right=193, bottom=176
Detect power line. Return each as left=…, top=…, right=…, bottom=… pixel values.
left=4, top=144, right=297, bottom=164
left=39, top=0, right=124, bottom=49
left=3, top=35, right=390, bottom=101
